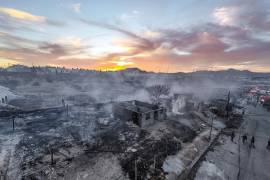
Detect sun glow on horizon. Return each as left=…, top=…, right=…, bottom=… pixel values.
left=0, top=1, right=270, bottom=72
left=0, top=57, right=19, bottom=68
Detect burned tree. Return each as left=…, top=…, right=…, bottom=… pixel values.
left=226, top=91, right=231, bottom=118
left=147, top=85, right=170, bottom=105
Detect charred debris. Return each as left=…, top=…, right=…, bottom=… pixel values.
left=0, top=92, right=244, bottom=180
left=0, top=68, right=247, bottom=180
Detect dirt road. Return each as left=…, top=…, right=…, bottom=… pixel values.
left=238, top=105, right=270, bottom=180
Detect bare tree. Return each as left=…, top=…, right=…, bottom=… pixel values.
left=147, top=85, right=170, bottom=105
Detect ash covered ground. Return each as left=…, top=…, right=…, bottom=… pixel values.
left=0, top=66, right=269, bottom=180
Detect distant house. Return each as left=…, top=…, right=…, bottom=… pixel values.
left=113, top=100, right=166, bottom=128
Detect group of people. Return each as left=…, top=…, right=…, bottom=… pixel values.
left=241, top=133, right=256, bottom=148
left=230, top=131, right=270, bottom=150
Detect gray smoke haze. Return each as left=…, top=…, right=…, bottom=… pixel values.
left=1, top=69, right=243, bottom=111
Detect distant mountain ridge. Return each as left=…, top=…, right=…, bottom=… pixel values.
left=119, top=68, right=146, bottom=73
left=1, top=64, right=269, bottom=76
left=190, top=68, right=270, bottom=77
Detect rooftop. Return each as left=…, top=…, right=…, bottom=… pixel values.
left=117, top=100, right=160, bottom=113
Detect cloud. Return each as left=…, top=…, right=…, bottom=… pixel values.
left=72, top=3, right=81, bottom=13
left=0, top=7, right=45, bottom=22
left=0, top=31, right=40, bottom=48
left=2, top=11, right=270, bottom=73
left=57, top=36, right=85, bottom=48
left=120, top=10, right=140, bottom=21
left=0, top=7, right=65, bottom=30
left=213, top=7, right=237, bottom=26
left=80, top=19, right=156, bottom=53
left=1, top=0, right=270, bottom=72
left=0, top=16, right=43, bottom=32
left=143, top=30, right=161, bottom=39
left=213, top=0, right=270, bottom=31
left=46, top=19, right=66, bottom=27
left=38, top=43, right=67, bottom=55
left=98, top=15, right=270, bottom=72
left=0, top=32, right=93, bottom=67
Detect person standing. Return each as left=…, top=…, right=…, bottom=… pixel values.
left=267, top=138, right=270, bottom=150
left=242, top=134, right=248, bottom=144
left=231, top=131, right=235, bottom=142
left=242, top=108, right=245, bottom=115
left=251, top=136, right=255, bottom=148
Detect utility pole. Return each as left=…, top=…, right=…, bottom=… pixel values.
left=66, top=104, right=69, bottom=118
left=165, top=139, right=168, bottom=156
left=0, top=170, right=4, bottom=180
left=62, top=98, right=65, bottom=107
left=226, top=91, right=231, bottom=118
left=50, top=148, right=54, bottom=166
left=209, top=116, right=214, bottom=140
left=5, top=96, right=8, bottom=104
left=12, top=117, right=15, bottom=131
left=134, top=159, right=137, bottom=180
left=153, top=155, right=156, bottom=172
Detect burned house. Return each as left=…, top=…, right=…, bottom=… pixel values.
left=209, top=99, right=232, bottom=117
left=113, top=100, right=166, bottom=128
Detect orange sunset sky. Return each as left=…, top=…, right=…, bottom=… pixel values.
left=0, top=0, right=270, bottom=72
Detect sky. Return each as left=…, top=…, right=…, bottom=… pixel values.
left=0, top=0, right=270, bottom=72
